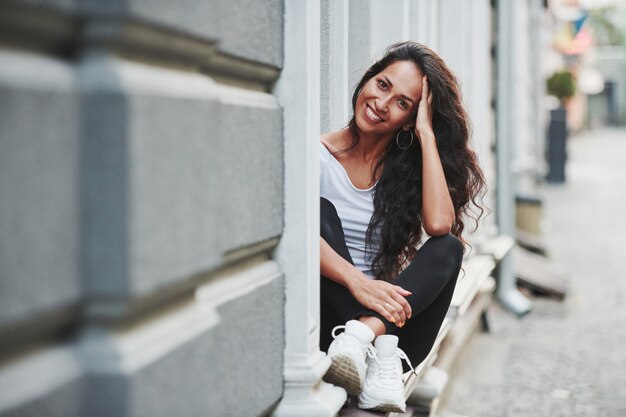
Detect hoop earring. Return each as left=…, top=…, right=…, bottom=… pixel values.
left=395, top=129, right=414, bottom=150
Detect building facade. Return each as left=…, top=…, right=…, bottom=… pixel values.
left=0, top=1, right=540, bottom=416
left=1, top=1, right=285, bottom=416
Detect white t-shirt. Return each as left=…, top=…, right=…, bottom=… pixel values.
left=320, top=141, right=380, bottom=278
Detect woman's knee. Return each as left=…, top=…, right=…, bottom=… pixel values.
left=423, top=233, right=464, bottom=270
left=320, top=197, right=337, bottom=217
left=320, top=197, right=342, bottom=240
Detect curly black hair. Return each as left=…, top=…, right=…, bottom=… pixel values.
left=335, top=41, right=487, bottom=281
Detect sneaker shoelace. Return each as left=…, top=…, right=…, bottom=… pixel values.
left=331, top=326, right=417, bottom=381
left=366, top=346, right=415, bottom=383
left=331, top=324, right=346, bottom=339
left=331, top=324, right=370, bottom=343
left=331, top=325, right=375, bottom=357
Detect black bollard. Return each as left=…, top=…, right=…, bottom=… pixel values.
left=546, top=107, right=568, bottom=183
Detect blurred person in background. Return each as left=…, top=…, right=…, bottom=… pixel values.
left=319, top=41, right=486, bottom=412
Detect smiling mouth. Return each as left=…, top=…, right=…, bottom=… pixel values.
left=365, top=105, right=384, bottom=122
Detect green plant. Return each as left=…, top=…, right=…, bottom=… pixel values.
left=547, top=70, right=576, bottom=101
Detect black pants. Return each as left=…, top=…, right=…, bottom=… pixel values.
left=320, top=197, right=463, bottom=369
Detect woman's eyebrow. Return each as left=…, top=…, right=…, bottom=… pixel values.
left=382, top=75, right=394, bottom=88
left=400, top=94, right=414, bottom=104
left=382, top=75, right=415, bottom=104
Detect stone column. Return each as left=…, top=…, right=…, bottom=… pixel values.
left=272, top=0, right=346, bottom=415
left=495, top=0, right=532, bottom=316
left=320, top=0, right=351, bottom=134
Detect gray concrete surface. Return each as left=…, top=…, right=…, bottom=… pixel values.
left=0, top=50, right=81, bottom=327
left=0, top=0, right=286, bottom=414
left=444, top=128, right=626, bottom=417
left=79, top=56, right=284, bottom=299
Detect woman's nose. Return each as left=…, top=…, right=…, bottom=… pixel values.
left=375, top=96, right=390, bottom=113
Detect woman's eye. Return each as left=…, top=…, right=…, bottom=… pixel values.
left=398, top=99, right=408, bottom=109
left=377, top=80, right=387, bottom=89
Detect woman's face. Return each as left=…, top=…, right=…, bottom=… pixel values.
left=355, top=60, right=424, bottom=137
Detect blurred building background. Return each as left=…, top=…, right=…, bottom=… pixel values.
left=0, top=0, right=624, bottom=416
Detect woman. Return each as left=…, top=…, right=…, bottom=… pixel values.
left=319, top=41, right=486, bottom=412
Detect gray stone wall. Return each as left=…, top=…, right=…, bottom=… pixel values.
left=0, top=1, right=285, bottom=416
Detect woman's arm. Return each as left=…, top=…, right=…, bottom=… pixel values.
left=419, top=130, right=455, bottom=236
left=415, top=75, right=455, bottom=236
left=321, top=237, right=412, bottom=326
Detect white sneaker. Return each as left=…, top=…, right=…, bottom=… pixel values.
left=358, top=335, right=415, bottom=413
left=323, top=320, right=375, bottom=396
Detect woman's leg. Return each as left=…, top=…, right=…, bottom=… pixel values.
left=339, top=233, right=462, bottom=371
left=319, top=197, right=366, bottom=352
left=320, top=196, right=463, bottom=367
left=367, top=234, right=464, bottom=369
left=395, top=269, right=458, bottom=370
left=357, top=234, right=462, bottom=411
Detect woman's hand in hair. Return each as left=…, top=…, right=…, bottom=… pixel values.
left=347, top=273, right=413, bottom=327
left=414, top=75, right=434, bottom=140
left=414, top=74, right=456, bottom=234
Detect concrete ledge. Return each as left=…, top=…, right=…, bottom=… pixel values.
left=79, top=259, right=284, bottom=417
left=0, top=2, right=282, bottom=89
left=79, top=0, right=284, bottom=67
left=120, top=0, right=284, bottom=68
left=0, top=2, right=78, bottom=56
left=399, top=255, right=498, bottom=417
left=431, top=277, right=496, bottom=415
left=0, top=345, right=82, bottom=416
left=451, top=255, right=496, bottom=316
left=1, top=260, right=284, bottom=416
left=4, top=0, right=78, bottom=14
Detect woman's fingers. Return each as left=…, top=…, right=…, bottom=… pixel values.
left=384, top=283, right=411, bottom=326
left=365, top=281, right=414, bottom=327
left=376, top=303, right=397, bottom=323
left=389, top=291, right=412, bottom=322
left=382, top=300, right=403, bottom=324
left=394, top=285, right=412, bottom=297
left=380, top=291, right=405, bottom=325
left=375, top=296, right=410, bottom=327
left=392, top=285, right=413, bottom=322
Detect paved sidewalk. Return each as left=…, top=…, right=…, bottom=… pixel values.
left=443, top=128, right=626, bottom=417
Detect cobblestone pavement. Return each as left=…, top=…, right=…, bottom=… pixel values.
left=443, top=128, right=626, bottom=417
